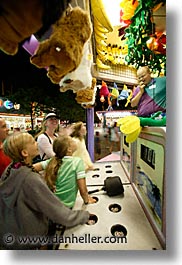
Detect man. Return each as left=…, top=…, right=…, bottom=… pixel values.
left=0, top=117, right=11, bottom=177
left=131, top=66, right=166, bottom=117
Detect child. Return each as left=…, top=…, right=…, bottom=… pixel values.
left=34, top=135, right=96, bottom=209
left=0, top=117, right=11, bottom=177
left=70, top=121, right=94, bottom=171
left=109, top=121, right=120, bottom=153
left=94, top=131, right=101, bottom=160
left=0, top=132, right=89, bottom=250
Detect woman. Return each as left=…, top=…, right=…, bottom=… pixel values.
left=35, top=113, right=59, bottom=160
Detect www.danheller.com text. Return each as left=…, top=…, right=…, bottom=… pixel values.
left=3, top=233, right=127, bottom=246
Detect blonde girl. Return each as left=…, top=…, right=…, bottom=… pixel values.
left=0, top=132, right=89, bottom=249
left=70, top=121, right=94, bottom=171
left=35, top=135, right=95, bottom=209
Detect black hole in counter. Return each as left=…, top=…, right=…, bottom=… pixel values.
left=86, top=214, right=98, bottom=225
left=106, top=170, right=113, bottom=173
left=105, top=165, right=112, bottom=168
left=93, top=168, right=100, bottom=171
left=111, top=224, right=127, bottom=237
left=109, top=204, right=122, bottom=213
left=92, top=174, right=100, bottom=178
left=92, top=196, right=99, bottom=202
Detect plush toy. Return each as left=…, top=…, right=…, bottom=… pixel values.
left=139, top=111, right=166, bottom=127
left=75, top=78, right=97, bottom=107
left=30, top=6, right=92, bottom=84
left=118, top=84, right=132, bottom=107
left=59, top=41, right=92, bottom=93
left=108, top=82, right=119, bottom=106
left=111, top=83, right=119, bottom=98
left=0, top=0, right=43, bottom=55
left=117, top=111, right=166, bottom=143
left=118, top=84, right=129, bottom=100
left=99, top=81, right=110, bottom=102
left=0, top=0, right=71, bottom=55
left=98, top=81, right=121, bottom=110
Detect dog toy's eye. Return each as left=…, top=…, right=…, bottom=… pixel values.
left=55, top=47, right=61, bottom=52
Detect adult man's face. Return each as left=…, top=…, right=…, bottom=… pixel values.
left=137, top=67, right=152, bottom=86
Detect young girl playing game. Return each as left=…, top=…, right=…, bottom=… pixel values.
left=70, top=121, right=94, bottom=171
left=34, top=135, right=96, bottom=209
left=0, top=132, right=89, bottom=250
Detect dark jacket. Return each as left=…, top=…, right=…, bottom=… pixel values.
left=0, top=165, right=89, bottom=249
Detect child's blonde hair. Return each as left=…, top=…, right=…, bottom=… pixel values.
left=3, top=132, right=37, bottom=179
left=44, top=135, right=73, bottom=191
left=3, top=132, right=34, bottom=162
left=70, top=121, right=84, bottom=140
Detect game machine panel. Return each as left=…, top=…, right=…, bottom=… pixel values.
left=132, top=127, right=166, bottom=249
left=59, top=184, right=163, bottom=250
left=120, top=133, right=136, bottom=182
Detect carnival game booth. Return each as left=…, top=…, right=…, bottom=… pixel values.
left=0, top=0, right=166, bottom=251
left=59, top=0, right=166, bottom=250
left=58, top=119, right=166, bottom=250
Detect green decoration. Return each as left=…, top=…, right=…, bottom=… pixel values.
left=139, top=111, right=166, bottom=126
left=124, top=0, right=166, bottom=75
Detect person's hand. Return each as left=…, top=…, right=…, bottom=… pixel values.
left=139, top=81, right=145, bottom=94
left=88, top=196, right=97, bottom=204
left=85, top=165, right=94, bottom=172
left=52, top=185, right=56, bottom=193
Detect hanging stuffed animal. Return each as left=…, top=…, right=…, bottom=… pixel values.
left=30, top=6, right=92, bottom=84
left=99, top=81, right=110, bottom=102
left=59, top=41, right=92, bottom=93
left=111, top=82, right=119, bottom=99
left=107, top=82, right=119, bottom=109
left=0, top=0, right=42, bottom=55
left=118, top=84, right=132, bottom=107
left=99, top=81, right=121, bottom=110
left=99, top=80, right=114, bottom=110
left=0, top=0, right=71, bottom=55
left=118, top=84, right=129, bottom=100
